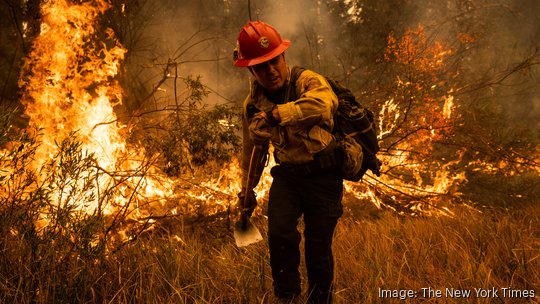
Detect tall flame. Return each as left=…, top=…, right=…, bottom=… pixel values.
left=16, top=0, right=176, bottom=218
left=19, top=0, right=126, bottom=170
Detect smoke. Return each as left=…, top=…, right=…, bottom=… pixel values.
left=248, top=1, right=334, bottom=71
left=425, top=1, right=539, bottom=122
left=123, top=0, right=539, bottom=139
left=125, top=0, right=348, bottom=109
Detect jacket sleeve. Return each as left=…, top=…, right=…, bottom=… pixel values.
left=277, top=70, right=338, bottom=128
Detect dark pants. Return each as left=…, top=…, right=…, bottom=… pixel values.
left=268, top=165, right=343, bottom=304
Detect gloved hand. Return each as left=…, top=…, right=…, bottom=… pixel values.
left=248, top=112, right=272, bottom=145
left=237, top=188, right=258, bottom=218
left=368, top=156, right=382, bottom=177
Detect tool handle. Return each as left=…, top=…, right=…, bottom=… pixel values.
left=245, top=145, right=264, bottom=194
left=240, top=145, right=265, bottom=230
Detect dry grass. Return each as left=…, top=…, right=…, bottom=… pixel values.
left=4, top=196, right=538, bottom=303
left=333, top=202, right=540, bottom=303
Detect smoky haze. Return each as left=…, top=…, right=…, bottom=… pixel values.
left=121, top=0, right=538, bottom=138
left=130, top=0, right=344, bottom=108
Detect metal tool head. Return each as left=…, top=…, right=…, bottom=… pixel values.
left=233, top=218, right=263, bottom=247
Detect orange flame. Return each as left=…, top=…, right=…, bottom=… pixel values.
left=16, top=0, right=175, bottom=219
left=19, top=0, right=125, bottom=170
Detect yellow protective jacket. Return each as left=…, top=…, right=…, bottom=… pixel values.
left=241, top=66, right=338, bottom=188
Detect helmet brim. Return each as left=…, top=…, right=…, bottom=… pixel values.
left=234, top=40, right=291, bottom=67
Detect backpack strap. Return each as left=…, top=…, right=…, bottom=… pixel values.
left=286, top=66, right=306, bottom=102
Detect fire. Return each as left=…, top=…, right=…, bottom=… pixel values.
left=196, top=152, right=276, bottom=216
left=15, top=0, right=175, bottom=221
left=347, top=25, right=467, bottom=216
left=9, top=0, right=251, bottom=231
left=19, top=0, right=125, bottom=170
left=443, top=93, right=454, bottom=120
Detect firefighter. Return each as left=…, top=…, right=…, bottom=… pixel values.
left=234, top=20, right=344, bottom=304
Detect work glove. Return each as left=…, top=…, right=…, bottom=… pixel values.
left=248, top=112, right=273, bottom=145
left=237, top=188, right=258, bottom=218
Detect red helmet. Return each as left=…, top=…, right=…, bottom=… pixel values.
left=234, top=21, right=291, bottom=67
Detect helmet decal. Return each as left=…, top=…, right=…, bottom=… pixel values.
left=258, top=37, right=270, bottom=48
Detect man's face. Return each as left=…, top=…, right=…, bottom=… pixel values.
left=250, top=54, right=288, bottom=92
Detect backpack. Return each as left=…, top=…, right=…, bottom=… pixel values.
left=289, top=66, right=381, bottom=181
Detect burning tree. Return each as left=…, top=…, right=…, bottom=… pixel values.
left=343, top=21, right=539, bottom=214
left=362, top=25, right=466, bottom=215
